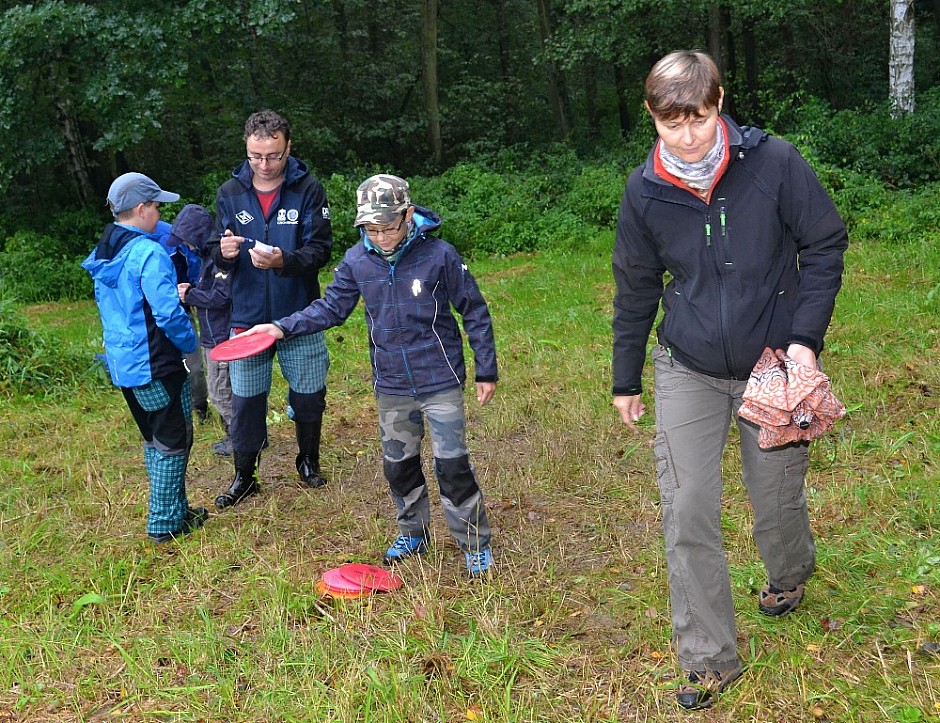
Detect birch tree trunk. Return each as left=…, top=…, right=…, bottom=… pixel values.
left=889, top=0, right=916, bottom=114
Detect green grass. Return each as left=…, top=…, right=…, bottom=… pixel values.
left=0, top=229, right=938, bottom=721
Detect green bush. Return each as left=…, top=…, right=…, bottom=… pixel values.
left=0, top=298, right=89, bottom=396
left=564, top=163, right=627, bottom=229
left=0, top=231, right=92, bottom=303
left=787, top=90, right=940, bottom=189
left=47, top=209, right=109, bottom=257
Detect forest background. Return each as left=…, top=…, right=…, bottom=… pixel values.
left=0, top=1, right=939, bottom=721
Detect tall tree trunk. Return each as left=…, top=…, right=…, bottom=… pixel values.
left=721, top=3, right=736, bottom=118
left=613, top=65, right=632, bottom=138
left=742, top=19, right=758, bottom=118
left=421, top=0, right=442, bottom=170
left=49, top=66, right=93, bottom=209
left=491, top=0, right=512, bottom=81
left=707, top=2, right=727, bottom=79
left=535, top=0, right=571, bottom=140
left=584, top=61, right=600, bottom=141
left=889, top=0, right=916, bottom=114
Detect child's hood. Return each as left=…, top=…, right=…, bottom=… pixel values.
left=168, top=204, right=215, bottom=252
left=410, top=205, right=441, bottom=236
left=82, top=223, right=156, bottom=288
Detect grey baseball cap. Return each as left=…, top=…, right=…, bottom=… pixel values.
left=107, top=172, right=180, bottom=216
left=354, top=174, right=410, bottom=226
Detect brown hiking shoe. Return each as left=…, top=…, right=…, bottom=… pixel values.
left=759, top=582, right=805, bottom=617
left=676, top=665, right=743, bottom=710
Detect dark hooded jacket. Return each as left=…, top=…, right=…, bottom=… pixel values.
left=612, top=115, right=848, bottom=395
left=274, top=206, right=498, bottom=397
left=171, top=204, right=232, bottom=348
left=208, top=156, right=333, bottom=328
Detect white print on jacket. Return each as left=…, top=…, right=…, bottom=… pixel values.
left=412, top=279, right=422, bottom=296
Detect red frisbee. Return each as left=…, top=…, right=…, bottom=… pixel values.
left=209, top=333, right=276, bottom=362
left=337, top=563, right=403, bottom=592
left=321, top=568, right=370, bottom=594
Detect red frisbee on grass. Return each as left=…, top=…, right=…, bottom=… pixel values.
left=321, top=568, right=371, bottom=594
left=337, top=563, right=403, bottom=592
left=317, top=564, right=404, bottom=599
left=209, top=333, right=276, bottom=362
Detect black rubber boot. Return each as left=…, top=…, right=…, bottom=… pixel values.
left=215, top=451, right=260, bottom=509
left=295, top=419, right=328, bottom=488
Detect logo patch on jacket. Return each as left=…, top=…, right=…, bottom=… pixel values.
left=277, top=208, right=299, bottom=225
left=322, top=207, right=331, bottom=220
left=236, top=210, right=254, bottom=225
left=411, top=279, right=422, bottom=297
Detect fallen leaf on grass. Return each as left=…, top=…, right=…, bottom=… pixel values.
left=645, top=607, right=658, bottom=619
left=806, top=644, right=822, bottom=653
left=820, top=617, right=842, bottom=631
left=467, top=704, right=483, bottom=720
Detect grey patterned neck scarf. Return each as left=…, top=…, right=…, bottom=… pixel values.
left=658, top=121, right=726, bottom=192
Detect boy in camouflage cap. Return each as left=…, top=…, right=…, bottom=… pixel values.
left=239, top=173, right=499, bottom=577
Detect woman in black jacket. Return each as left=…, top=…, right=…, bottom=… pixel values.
left=611, top=50, right=848, bottom=710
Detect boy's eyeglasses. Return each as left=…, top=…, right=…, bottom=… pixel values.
left=247, top=150, right=288, bottom=164
left=364, top=216, right=405, bottom=239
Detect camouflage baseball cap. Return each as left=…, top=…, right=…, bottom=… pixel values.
left=354, top=174, right=410, bottom=226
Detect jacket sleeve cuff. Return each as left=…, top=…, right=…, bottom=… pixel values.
left=272, top=320, right=291, bottom=339
left=786, top=334, right=822, bottom=355
left=475, top=374, right=498, bottom=383
left=612, top=384, right=643, bottom=396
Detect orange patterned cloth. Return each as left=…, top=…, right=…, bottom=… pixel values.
left=738, top=347, right=846, bottom=449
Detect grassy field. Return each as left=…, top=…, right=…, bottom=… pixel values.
left=0, top=230, right=938, bottom=722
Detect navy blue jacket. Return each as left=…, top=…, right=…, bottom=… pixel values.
left=612, top=116, right=848, bottom=395
left=82, top=223, right=197, bottom=387
left=182, top=248, right=231, bottom=350
left=275, top=207, right=498, bottom=397
left=208, top=156, right=332, bottom=328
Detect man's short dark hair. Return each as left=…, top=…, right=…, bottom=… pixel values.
left=244, top=110, right=291, bottom=143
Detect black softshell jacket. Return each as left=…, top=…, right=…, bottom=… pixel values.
left=612, top=116, right=848, bottom=396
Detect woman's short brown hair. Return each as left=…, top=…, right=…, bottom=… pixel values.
left=645, top=50, right=721, bottom=120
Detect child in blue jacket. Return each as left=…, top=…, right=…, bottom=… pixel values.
left=82, top=173, right=208, bottom=542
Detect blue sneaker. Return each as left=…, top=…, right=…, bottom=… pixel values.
left=465, top=547, right=493, bottom=577
left=383, top=534, right=429, bottom=564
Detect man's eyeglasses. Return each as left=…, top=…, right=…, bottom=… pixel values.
left=247, top=150, right=288, bottom=165
left=363, top=216, right=405, bottom=239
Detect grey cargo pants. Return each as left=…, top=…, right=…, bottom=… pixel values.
left=652, top=345, right=815, bottom=671
left=377, top=386, right=491, bottom=553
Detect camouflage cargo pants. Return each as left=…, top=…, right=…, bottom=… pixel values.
left=377, top=386, right=491, bottom=553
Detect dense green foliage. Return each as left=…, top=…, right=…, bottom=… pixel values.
left=0, top=0, right=938, bottom=231
left=1, top=0, right=938, bottom=301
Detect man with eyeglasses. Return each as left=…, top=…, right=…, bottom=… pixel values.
left=208, top=110, right=333, bottom=509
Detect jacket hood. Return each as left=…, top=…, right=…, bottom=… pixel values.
left=362, top=205, right=442, bottom=257
left=82, top=224, right=154, bottom=288
left=168, top=204, right=215, bottom=251
left=231, top=155, right=310, bottom=189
